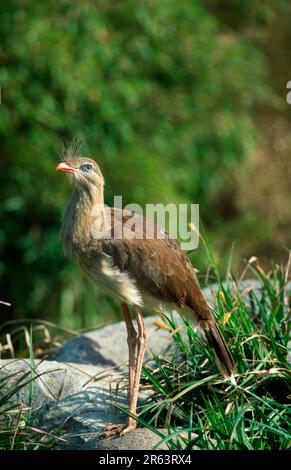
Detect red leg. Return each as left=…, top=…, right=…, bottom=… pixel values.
left=120, top=305, right=148, bottom=436
left=121, top=303, right=137, bottom=406
left=102, top=303, right=139, bottom=438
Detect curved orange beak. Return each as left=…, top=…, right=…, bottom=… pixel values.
left=56, top=162, right=75, bottom=173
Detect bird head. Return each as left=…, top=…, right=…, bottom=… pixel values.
left=56, top=141, right=104, bottom=191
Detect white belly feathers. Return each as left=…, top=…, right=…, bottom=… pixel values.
left=85, top=254, right=143, bottom=307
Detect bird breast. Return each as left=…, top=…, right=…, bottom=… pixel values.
left=73, top=247, right=144, bottom=307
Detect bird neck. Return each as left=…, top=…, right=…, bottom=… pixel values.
left=61, top=184, right=105, bottom=250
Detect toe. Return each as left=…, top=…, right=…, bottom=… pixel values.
left=120, top=422, right=137, bottom=436
left=100, top=424, right=125, bottom=439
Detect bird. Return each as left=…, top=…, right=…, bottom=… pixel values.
left=56, top=141, right=235, bottom=437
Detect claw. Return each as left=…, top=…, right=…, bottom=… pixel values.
left=100, top=420, right=137, bottom=439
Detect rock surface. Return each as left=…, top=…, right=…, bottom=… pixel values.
left=0, top=359, right=164, bottom=449
left=54, top=314, right=178, bottom=367
left=76, top=428, right=168, bottom=451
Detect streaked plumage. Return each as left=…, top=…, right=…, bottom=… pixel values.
left=56, top=142, right=235, bottom=436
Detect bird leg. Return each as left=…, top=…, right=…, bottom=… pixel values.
left=101, top=304, right=148, bottom=438
left=101, top=303, right=138, bottom=438
left=121, top=303, right=137, bottom=406
left=122, top=305, right=148, bottom=435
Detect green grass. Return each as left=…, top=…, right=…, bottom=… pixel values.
left=0, top=372, right=62, bottom=450
left=134, top=253, right=291, bottom=450
left=0, top=330, right=63, bottom=450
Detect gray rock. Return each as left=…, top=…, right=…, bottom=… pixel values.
left=201, top=279, right=262, bottom=305
left=0, top=360, right=122, bottom=444
left=0, top=359, right=155, bottom=450
left=87, top=428, right=167, bottom=450
left=54, top=315, right=179, bottom=367
left=54, top=335, right=116, bottom=367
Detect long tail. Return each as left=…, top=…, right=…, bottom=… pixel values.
left=202, top=319, right=236, bottom=380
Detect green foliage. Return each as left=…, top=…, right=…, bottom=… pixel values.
left=0, top=1, right=287, bottom=327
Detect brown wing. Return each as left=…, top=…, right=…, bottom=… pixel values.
left=98, top=208, right=212, bottom=321
left=89, top=207, right=235, bottom=377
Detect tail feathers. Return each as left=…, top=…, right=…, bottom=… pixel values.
left=202, top=320, right=236, bottom=380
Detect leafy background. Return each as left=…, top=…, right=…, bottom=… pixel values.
left=0, top=0, right=290, bottom=328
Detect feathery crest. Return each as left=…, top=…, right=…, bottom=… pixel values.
left=61, top=138, right=84, bottom=163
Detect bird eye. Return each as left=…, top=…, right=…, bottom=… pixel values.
left=80, top=164, right=93, bottom=172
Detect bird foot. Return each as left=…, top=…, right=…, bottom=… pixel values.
left=100, top=421, right=137, bottom=439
